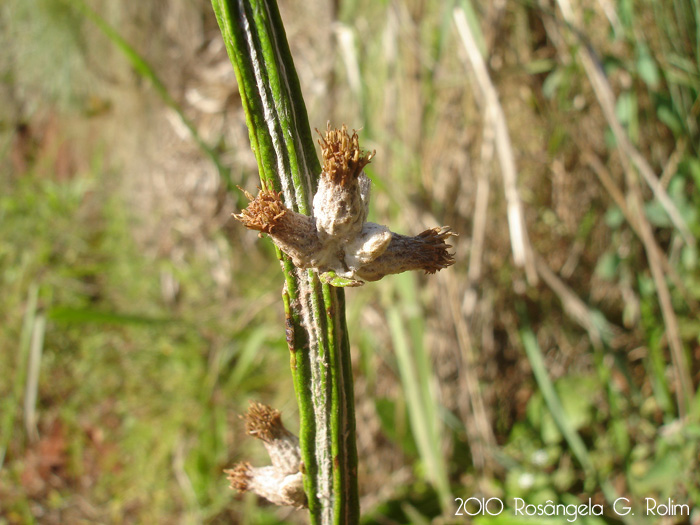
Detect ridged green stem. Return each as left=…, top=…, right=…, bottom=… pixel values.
left=211, top=1, right=359, bottom=523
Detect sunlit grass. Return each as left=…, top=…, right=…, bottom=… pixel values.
left=0, top=156, right=293, bottom=522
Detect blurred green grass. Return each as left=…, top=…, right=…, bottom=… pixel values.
left=1, top=0, right=699, bottom=523
left=0, top=153, right=296, bottom=523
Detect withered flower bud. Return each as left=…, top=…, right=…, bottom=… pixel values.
left=234, top=189, right=324, bottom=270
left=225, top=463, right=306, bottom=509
left=314, top=124, right=374, bottom=241
left=355, top=227, right=456, bottom=281
left=245, top=402, right=301, bottom=475
left=225, top=402, right=306, bottom=508
left=234, top=125, right=455, bottom=286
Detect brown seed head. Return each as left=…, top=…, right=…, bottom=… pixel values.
left=245, top=402, right=287, bottom=443
left=318, top=123, right=374, bottom=186
left=355, top=227, right=457, bottom=281
left=225, top=463, right=307, bottom=508
left=233, top=188, right=287, bottom=234
left=225, top=462, right=253, bottom=492
left=243, top=401, right=301, bottom=475
left=415, top=227, right=457, bottom=274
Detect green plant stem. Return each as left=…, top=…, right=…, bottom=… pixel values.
left=211, top=1, right=359, bottom=523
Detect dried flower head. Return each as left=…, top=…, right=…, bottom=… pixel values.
left=245, top=402, right=301, bottom=475
left=225, top=403, right=306, bottom=509
left=318, top=123, right=374, bottom=186
left=356, top=227, right=456, bottom=281
left=235, top=188, right=324, bottom=269
left=234, top=125, right=455, bottom=286
left=314, top=124, right=374, bottom=243
left=233, top=188, right=286, bottom=235
left=225, top=463, right=306, bottom=508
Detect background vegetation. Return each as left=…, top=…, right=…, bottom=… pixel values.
left=1, top=0, right=698, bottom=523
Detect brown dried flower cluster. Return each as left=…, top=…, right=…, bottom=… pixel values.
left=318, top=124, right=374, bottom=186
left=225, top=402, right=306, bottom=508
left=356, top=227, right=456, bottom=282
left=244, top=402, right=287, bottom=441
left=234, top=188, right=287, bottom=235
left=234, top=125, right=455, bottom=286
left=245, top=402, right=301, bottom=475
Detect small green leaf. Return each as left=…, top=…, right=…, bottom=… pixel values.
left=320, top=271, right=364, bottom=287
left=686, top=158, right=700, bottom=187
left=644, top=200, right=672, bottom=227
left=636, top=45, right=660, bottom=88
left=604, top=206, right=625, bottom=229
left=629, top=448, right=685, bottom=494
left=615, top=91, right=638, bottom=143
left=595, top=252, right=619, bottom=281
left=657, top=104, right=683, bottom=136
left=542, top=68, right=563, bottom=100
left=524, top=58, right=556, bottom=75
left=615, top=91, right=634, bottom=125
left=681, top=245, right=697, bottom=270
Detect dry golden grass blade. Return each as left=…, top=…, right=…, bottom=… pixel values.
left=333, top=23, right=362, bottom=103
left=453, top=7, right=538, bottom=286
left=627, top=175, right=693, bottom=416
left=24, top=314, right=46, bottom=443
left=659, top=138, right=686, bottom=189
left=464, top=116, right=495, bottom=316
left=534, top=254, right=616, bottom=350
left=440, top=271, right=497, bottom=474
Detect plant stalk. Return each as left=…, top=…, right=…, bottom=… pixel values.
left=211, top=1, right=359, bottom=522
